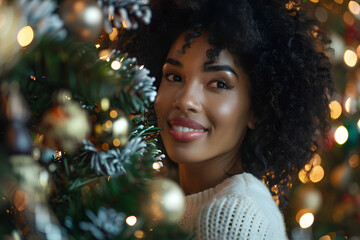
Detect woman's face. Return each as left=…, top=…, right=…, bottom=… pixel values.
left=154, top=32, right=254, bottom=166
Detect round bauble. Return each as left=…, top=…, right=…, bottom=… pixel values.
left=40, top=101, right=91, bottom=153
left=60, top=0, right=103, bottom=42
left=139, top=178, right=185, bottom=224
left=91, top=108, right=130, bottom=150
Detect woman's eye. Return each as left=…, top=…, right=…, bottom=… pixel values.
left=208, top=80, right=233, bottom=89
left=164, top=73, right=182, bottom=82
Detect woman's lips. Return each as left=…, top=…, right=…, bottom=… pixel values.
left=168, top=118, right=207, bottom=142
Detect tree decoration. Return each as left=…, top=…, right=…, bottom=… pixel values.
left=98, top=0, right=151, bottom=32
left=18, top=0, right=66, bottom=40
left=60, top=0, right=103, bottom=42
left=79, top=207, right=126, bottom=240
left=91, top=108, right=130, bottom=149
left=140, top=178, right=185, bottom=224
left=39, top=91, right=91, bottom=153
left=78, top=137, right=147, bottom=177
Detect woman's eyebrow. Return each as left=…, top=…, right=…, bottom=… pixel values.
left=204, top=65, right=239, bottom=79
left=164, top=58, right=183, bottom=67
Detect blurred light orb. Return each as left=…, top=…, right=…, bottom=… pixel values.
left=315, top=7, right=328, bottom=22
left=152, top=162, right=162, bottom=170
left=348, top=154, right=359, bottom=168
left=334, top=126, right=348, bottom=145
left=298, top=169, right=309, bottom=184
left=111, top=60, right=122, bottom=70
left=309, top=165, right=325, bottom=183
left=319, top=235, right=331, bottom=240
left=329, top=100, right=342, bottom=119
left=334, top=0, right=343, bottom=4
left=349, top=1, right=360, bottom=15
left=17, top=25, right=34, bottom=47
left=126, top=216, right=137, bottom=226
left=344, top=49, right=357, bottom=67
left=299, top=212, right=314, bottom=228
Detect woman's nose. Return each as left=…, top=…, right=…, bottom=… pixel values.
left=173, top=82, right=202, bottom=113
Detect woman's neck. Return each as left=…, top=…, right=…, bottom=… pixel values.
left=178, top=154, right=243, bottom=195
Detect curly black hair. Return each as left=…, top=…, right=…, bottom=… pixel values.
left=120, top=0, right=334, bottom=207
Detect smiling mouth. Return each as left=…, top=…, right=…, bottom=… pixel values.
left=171, top=125, right=205, bottom=132
left=167, top=118, right=208, bottom=142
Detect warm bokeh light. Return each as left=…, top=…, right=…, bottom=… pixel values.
left=110, top=110, right=118, bottom=118
left=152, top=162, right=162, bottom=170
left=344, top=49, right=357, bottom=67
left=298, top=169, right=309, bottom=184
left=99, top=49, right=111, bottom=61
left=13, top=190, right=28, bottom=211
left=319, top=235, right=331, bottom=240
left=17, top=25, right=34, bottom=47
left=349, top=1, right=360, bottom=15
left=113, top=138, right=120, bottom=147
left=100, top=98, right=110, bottom=111
left=329, top=100, right=342, bottom=119
left=105, top=120, right=112, bottom=129
left=113, top=118, right=128, bottom=136
left=95, top=44, right=100, bottom=48
left=311, top=153, right=322, bottom=166
left=315, top=7, right=328, bottom=22
left=344, top=97, right=353, bottom=113
left=111, top=60, right=122, bottom=70
left=101, top=143, right=109, bottom=151
left=309, top=165, right=325, bottom=183
left=334, top=0, right=343, bottom=4
left=348, top=154, right=359, bottom=168
left=357, top=44, right=360, bottom=58
left=310, top=0, right=319, bottom=3
left=357, top=118, right=360, bottom=130
left=134, top=230, right=145, bottom=239
left=343, top=11, right=355, bottom=25
left=109, top=28, right=118, bottom=41
left=126, top=215, right=137, bottom=226
left=299, top=212, right=314, bottom=228
left=334, top=126, right=348, bottom=145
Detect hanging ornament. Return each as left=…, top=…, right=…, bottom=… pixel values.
left=40, top=91, right=91, bottom=153
left=91, top=108, right=130, bottom=150
left=60, top=0, right=103, bottom=42
left=0, top=2, right=26, bottom=75
left=98, top=0, right=152, bottom=32
left=139, top=178, right=185, bottom=224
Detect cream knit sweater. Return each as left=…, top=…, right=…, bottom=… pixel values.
left=178, top=172, right=288, bottom=240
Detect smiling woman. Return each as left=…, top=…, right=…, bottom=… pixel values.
left=121, top=0, right=334, bottom=239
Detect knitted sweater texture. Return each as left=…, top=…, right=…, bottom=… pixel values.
left=178, top=172, right=288, bottom=240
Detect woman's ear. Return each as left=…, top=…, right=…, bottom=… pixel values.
left=247, top=113, right=257, bottom=130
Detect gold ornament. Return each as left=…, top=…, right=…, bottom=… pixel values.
left=40, top=100, right=91, bottom=153
left=91, top=108, right=130, bottom=150
left=0, top=2, right=26, bottom=75
left=140, top=178, right=185, bottom=224
left=60, top=0, right=103, bottom=43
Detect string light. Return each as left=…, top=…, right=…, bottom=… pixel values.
left=344, top=49, right=357, bottom=67
left=329, top=100, right=342, bottom=119
left=95, top=44, right=100, bottom=48
left=113, top=138, right=121, bottom=147
left=299, top=212, right=314, bottom=228
left=334, top=126, right=348, bottom=145
left=109, top=28, right=118, bottom=41
left=126, top=216, right=137, bottom=226
left=17, top=25, right=34, bottom=47
left=348, top=1, right=360, bottom=15
left=152, top=162, right=162, bottom=170
left=309, top=165, right=325, bottom=183
left=110, top=110, right=118, bottom=118
left=111, top=60, right=122, bottom=70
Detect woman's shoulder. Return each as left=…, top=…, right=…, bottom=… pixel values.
left=196, top=192, right=288, bottom=240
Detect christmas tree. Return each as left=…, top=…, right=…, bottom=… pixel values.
left=0, top=0, right=188, bottom=239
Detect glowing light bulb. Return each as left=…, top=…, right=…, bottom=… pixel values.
left=17, top=26, right=34, bottom=47
left=111, top=60, right=122, bottom=70
left=329, top=100, right=342, bottom=119
left=152, top=162, right=161, bottom=170
left=126, top=216, right=137, bottom=226
left=344, top=50, right=357, bottom=67
left=309, top=165, right=325, bottom=183
left=299, top=212, right=314, bottom=228
left=334, top=126, right=348, bottom=145
left=349, top=1, right=360, bottom=15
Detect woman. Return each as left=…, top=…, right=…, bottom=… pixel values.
left=123, top=0, right=334, bottom=239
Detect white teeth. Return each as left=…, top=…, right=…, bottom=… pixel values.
left=172, top=125, right=204, bottom=132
